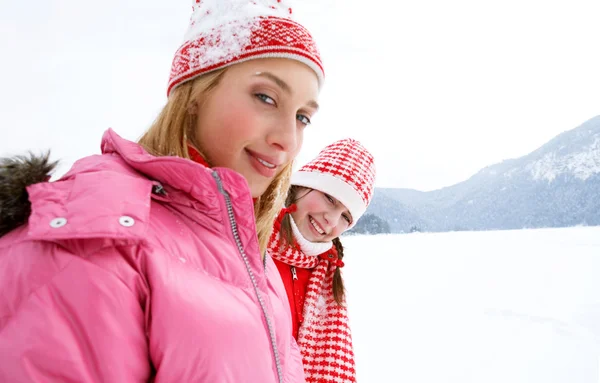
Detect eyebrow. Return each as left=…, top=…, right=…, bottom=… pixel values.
left=307, top=99, right=320, bottom=111
left=253, top=72, right=320, bottom=111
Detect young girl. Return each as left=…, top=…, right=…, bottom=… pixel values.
left=268, top=139, right=376, bottom=382
left=0, top=1, right=323, bottom=382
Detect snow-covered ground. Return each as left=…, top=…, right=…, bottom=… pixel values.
left=343, top=227, right=600, bottom=382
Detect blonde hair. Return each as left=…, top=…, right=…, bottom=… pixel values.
left=138, top=71, right=291, bottom=254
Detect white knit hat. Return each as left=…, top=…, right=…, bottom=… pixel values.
left=167, top=0, right=324, bottom=96
left=291, top=139, right=376, bottom=227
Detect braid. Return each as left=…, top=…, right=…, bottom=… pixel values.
left=279, top=185, right=303, bottom=250
left=332, top=237, right=346, bottom=306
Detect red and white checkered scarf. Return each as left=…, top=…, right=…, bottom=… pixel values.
left=267, top=206, right=357, bottom=382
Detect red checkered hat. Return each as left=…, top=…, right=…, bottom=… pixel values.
left=167, top=0, right=324, bottom=96
left=291, top=139, right=376, bottom=227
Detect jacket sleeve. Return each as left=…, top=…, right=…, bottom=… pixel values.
left=0, top=243, right=151, bottom=383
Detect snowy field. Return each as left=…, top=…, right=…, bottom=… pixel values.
left=342, top=227, right=600, bottom=382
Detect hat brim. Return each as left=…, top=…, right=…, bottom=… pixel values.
left=291, top=171, right=366, bottom=229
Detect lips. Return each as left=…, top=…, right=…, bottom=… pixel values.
left=256, top=157, right=275, bottom=169
left=246, top=149, right=282, bottom=178
left=309, top=216, right=326, bottom=235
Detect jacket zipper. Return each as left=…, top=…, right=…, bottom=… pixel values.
left=212, top=171, right=283, bottom=383
left=290, top=266, right=303, bottom=326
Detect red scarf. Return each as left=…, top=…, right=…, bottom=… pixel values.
left=187, top=144, right=210, bottom=168
left=187, top=145, right=257, bottom=204
left=268, top=206, right=356, bottom=383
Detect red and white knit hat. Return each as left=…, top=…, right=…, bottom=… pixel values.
left=167, top=0, right=324, bottom=96
left=291, top=139, right=376, bottom=227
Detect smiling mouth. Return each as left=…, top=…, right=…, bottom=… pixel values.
left=256, top=157, right=276, bottom=169
left=245, top=149, right=281, bottom=178
left=309, top=216, right=326, bottom=235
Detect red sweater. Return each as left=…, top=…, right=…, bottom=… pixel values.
left=273, top=258, right=313, bottom=340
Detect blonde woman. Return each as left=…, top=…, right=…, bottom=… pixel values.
left=0, top=1, right=323, bottom=382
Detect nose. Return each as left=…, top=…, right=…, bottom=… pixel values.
left=324, top=209, right=342, bottom=229
left=266, top=115, right=302, bottom=154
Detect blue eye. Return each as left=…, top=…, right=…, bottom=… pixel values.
left=256, top=93, right=275, bottom=105
left=297, top=114, right=311, bottom=126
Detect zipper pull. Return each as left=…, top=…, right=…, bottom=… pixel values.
left=291, top=266, right=298, bottom=280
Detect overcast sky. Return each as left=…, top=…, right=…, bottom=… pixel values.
left=1, top=0, right=599, bottom=191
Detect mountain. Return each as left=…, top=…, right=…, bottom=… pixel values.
left=345, top=213, right=391, bottom=235
left=362, top=115, right=600, bottom=233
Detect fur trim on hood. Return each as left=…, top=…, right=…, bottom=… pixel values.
left=0, top=153, right=57, bottom=237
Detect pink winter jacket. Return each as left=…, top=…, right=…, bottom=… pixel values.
left=0, top=129, right=305, bottom=383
